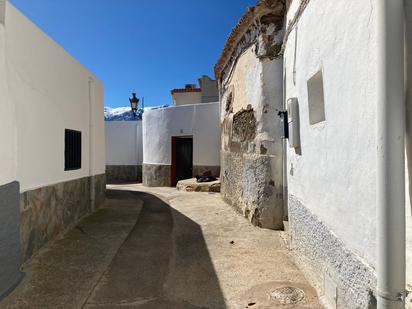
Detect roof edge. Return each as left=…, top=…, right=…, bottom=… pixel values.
left=214, top=0, right=285, bottom=80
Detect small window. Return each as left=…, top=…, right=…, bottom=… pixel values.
left=65, top=129, right=81, bottom=171
left=307, top=70, right=326, bottom=125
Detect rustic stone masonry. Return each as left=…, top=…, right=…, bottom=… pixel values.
left=20, top=174, right=106, bottom=262
left=215, top=0, right=286, bottom=229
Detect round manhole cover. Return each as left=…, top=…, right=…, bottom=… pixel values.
left=270, top=286, right=305, bottom=304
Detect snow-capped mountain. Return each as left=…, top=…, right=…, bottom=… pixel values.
left=104, top=105, right=170, bottom=121
left=104, top=106, right=142, bottom=121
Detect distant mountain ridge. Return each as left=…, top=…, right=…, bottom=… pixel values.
left=104, top=105, right=170, bottom=121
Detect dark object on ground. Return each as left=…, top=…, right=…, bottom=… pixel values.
left=196, top=175, right=218, bottom=183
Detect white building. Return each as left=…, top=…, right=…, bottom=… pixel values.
left=143, top=102, right=220, bottom=187
left=0, top=0, right=105, bottom=298
left=142, top=76, right=220, bottom=187
left=171, top=75, right=218, bottom=106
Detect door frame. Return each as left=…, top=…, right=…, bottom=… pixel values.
left=171, top=135, right=193, bottom=186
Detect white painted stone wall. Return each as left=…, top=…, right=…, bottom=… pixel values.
left=285, top=0, right=377, bottom=267
left=5, top=2, right=105, bottom=192
left=105, top=121, right=143, bottom=165
left=142, top=102, right=220, bottom=166
left=285, top=0, right=412, bottom=303
left=0, top=3, right=16, bottom=186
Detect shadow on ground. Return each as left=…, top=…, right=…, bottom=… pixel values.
left=85, top=189, right=226, bottom=308
left=0, top=189, right=226, bottom=309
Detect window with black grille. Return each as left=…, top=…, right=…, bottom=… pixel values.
left=65, top=129, right=81, bottom=171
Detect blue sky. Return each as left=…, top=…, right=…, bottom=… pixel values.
left=10, top=0, right=256, bottom=107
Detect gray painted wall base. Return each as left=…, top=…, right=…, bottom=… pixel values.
left=20, top=174, right=106, bottom=262
left=289, top=196, right=376, bottom=309
left=106, top=165, right=142, bottom=184
left=0, top=181, right=23, bottom=300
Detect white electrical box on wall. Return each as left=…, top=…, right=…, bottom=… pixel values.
left=287, top=97, right=301, bottom=149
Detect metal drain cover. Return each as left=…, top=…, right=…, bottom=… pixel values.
left=270, top=286, right=305, bottom=304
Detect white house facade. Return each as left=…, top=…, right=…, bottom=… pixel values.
left=142, top=102, right=220, bottom=187
left=284, top=0, right=379, bottom=307
left=284, top=0, right=412, bottom=307
left=0, top=1, right=105, bottom=298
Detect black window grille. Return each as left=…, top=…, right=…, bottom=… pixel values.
left=65, top=129, right=81, bottom=171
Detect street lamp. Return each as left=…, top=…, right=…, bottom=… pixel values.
left=129, top=93, right=139, bottom=118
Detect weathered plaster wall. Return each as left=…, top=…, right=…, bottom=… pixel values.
left=105, top=121, right=142, bottom=182
left=219, top=12, right=285, bottom=229
left=5, top=2, right=105, bottom=192
left=284, top=0, right=380, bottom=306
left=142, top=102, right=220, bottom=186
left=200, top=75, right=219, bottom=103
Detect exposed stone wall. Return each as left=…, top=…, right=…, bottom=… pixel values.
left=143, top=164, right=171, bottom=187
left=289, top=196, right=377, bottom=308
left=0, top=181, right=23, bottom=299
left=218, top=4, right=285, bottom=229
left=106, top=165, right=142, bottom=184
left=221, top=151, right=283, bottom=228
left=193, top=165, right=220, bottom=178
left=20, top=174, right=106, bottom=262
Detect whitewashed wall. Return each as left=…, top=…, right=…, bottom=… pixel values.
left=285, top=0, right=377, bottom=267
left=143, top=102, right=220, bottom=166
left=5, top=2, right=105, bottom=192
left=105, top=121, right=143, bottom=165
left=0, top=10, right=16, bottom=186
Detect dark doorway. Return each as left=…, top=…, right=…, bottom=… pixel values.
left=171, top=136, right=193, bottom=186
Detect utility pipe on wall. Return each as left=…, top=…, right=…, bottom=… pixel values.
left=88, top=77, right=96, bottom=212
left=376, top=0, right=406, bottom=308
left=405, top=0, right=412, bottom=227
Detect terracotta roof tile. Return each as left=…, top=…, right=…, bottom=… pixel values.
left=171, top=88, right=202, bottom=95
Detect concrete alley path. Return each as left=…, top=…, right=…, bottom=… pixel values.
left=1, top=185, right=322, bottom=309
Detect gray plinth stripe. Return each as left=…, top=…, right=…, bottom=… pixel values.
left=0, top=181, right=23, bottom=300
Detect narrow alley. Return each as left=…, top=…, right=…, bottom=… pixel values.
left=0, top=186, right=321, bottom=309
